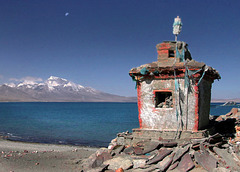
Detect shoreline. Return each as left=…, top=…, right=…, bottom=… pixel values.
left=2, top=137, right=104, bottom=149
left=0, top=133, right=109, bottom=148
left=0, top=136, right=100, bottom=151
left=0, top=138, right=98, bottom=172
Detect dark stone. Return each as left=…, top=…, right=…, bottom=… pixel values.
left=117, top=131, right=129, bottom=137
left=157, top=153, right=173, bottom=171
left=142, top=141, right=160, bottom=154
left=179, top=141, right=191, bottom=147
left=214, top=141, right=224, bottom=147
left=199, top=143, right=208, bottom=154
left=92, top=151, right=112, bottom=168
left=194, top=151, right=217, bottom=172
left=213, top=147, right=240, bottom=170
left=160, top=140, right=178, bottom=147
left=103, top=155, right=133, bottom=170
left=113, top=145, right=125, bottom=155
left=169, top=161, right=179, bottom=170
left=146, top=148, right=172, bottom=165
left=92, top=155, right=104, bottom=168
left=81, top=148, right=109, bottom=170
left=192, top=144, right=200, bottom=150
left=124, top=135, right=133, bottom=139
left=123, top=146, right=134, bottom=155
left=191, top=138, right=207, bottom=145
left=172, top=145, right=190, bottom=164
left=176, top=153, right=195, bottom=172
left=136, top=140, right=149, bottom=148
left=101, top=152, right=112, bottom=161
left=208, top=133, right=223, bottom=144
left=214, top=119, right=236, bottom=135
left=134, top=146, right=143, bottom=155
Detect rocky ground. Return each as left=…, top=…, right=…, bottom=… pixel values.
left=0, top=140, right=98, bottom=172
left=80, top=108, right=240, bottom=172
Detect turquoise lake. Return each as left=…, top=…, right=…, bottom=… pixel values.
left=0, top=102, right=239, bottom=147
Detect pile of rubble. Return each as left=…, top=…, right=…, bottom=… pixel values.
left=214, top=108, right=240, bottom=143
left=80, top=108, right=240, bottom=172
left=80, top=134, right=240, bottom=171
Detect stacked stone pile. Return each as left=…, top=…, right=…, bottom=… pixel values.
left=80, top=133, right=240, bottom=172
left=80, top=108, right=240, bottom=172
left=214, top=108, right=240, bottom=143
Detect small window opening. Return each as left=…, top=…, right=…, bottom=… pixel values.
left=169, top=50, right=175, bottom=58
left=155, top=91, right=173, bottom=108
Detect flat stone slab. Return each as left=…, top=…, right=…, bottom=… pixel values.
left=123, top=146, right=134, bottom=155
left=169, top=161, right=179, bottom=170
left=156, top=152, right=173, bottom=171
left=208, top=133, right=223, bottom=144
left=213, top=147, right=240, bottom=170
left=103, top=155, right=133, bottom=170
left=81, top=148, right=109, bottom=170
left=172, top=145, right=190, bottom=163
left=134, top=146, right=143, bottom=155
left=133, top=159, right=147, bottom=168
left=146, top=148, right=172, bottom=165
left=176, top=153, right=195, bottom=172
left=92, top=151, right=112, bottom=168
left=113, top=145, right=125, bottom=155
left=142, top=141, right=160, bottom=154
left=92, top=155, right=104, bottom=168
left=194, top=151, right=217, bottom=171
left=160, top=140, right=178, bottom=147
left=191, top=138, right=208, bottom=145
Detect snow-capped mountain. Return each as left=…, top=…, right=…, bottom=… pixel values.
left=46, top=76, right=84, bottom=91
left=16, top=76, right=87, bottom=92
left=0, top=76, right=136, bottom=102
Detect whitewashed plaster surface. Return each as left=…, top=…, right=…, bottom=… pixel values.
left=139, top=78, right=196, bottom=130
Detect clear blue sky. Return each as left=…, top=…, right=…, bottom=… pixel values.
left=0, top=0, right=239, bottom=99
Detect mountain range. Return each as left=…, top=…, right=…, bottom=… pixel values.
left=211, top=98, right=240, bottom=103
left=0, top=76, right=137, bottom=102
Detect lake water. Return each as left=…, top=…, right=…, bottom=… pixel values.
left=0, top=102, right=239, bottom=147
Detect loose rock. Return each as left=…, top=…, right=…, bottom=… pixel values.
left=103, top=155, right=133, bottom=170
